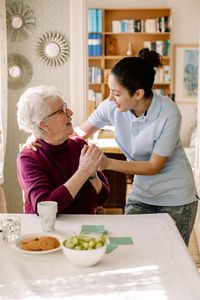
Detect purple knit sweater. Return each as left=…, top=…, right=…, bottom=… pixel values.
left=17, top=137, right=110, bottom=214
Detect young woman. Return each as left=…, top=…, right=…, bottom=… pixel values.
left=75, top=48, right=198, bottom=245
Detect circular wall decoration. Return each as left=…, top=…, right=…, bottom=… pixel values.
left=36, top=32, right=70, bottom=67
left=6, top=1, right=36, bottom=41
left=8, top=54, right=33, bottom=89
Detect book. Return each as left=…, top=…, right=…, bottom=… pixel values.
left=95, top=33, right=102, bottom=56
left=153, top=89, right=166, bottom=96
left=106, top=36, right=116, bottom=55
left=164, top=16, right=170, bottom=32
left=97, top=9, right=102, bottom=32
left=93, top=9, right=97, bottom=32
left=112, top=20, right=121, bottom=33
left=88, top=33, right=93, bottom=56
left=145, top=19, right=156, bottom=33
left=143, top=40, right=170, bottom=56
left=88, top=9, right=103, bottom=32
left=134, top=20, right=141, bottom=32
left=88, top=67, right=102, bottom=83
left=88, top=9, right=93, bottom=32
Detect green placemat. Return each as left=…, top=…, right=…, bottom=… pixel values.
left=106, top=244, right=118, bottom=254
left=81, top=225, right=107, bottom=234
left=109, top=237, right=133, bottom=245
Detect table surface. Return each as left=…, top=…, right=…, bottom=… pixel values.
left=0, top=213, right=200, bottom=300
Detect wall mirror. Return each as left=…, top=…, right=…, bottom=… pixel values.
left=8, top=54, right=33, bottom=89
left=11, top=15, right=23, bottom=29
left=36, top=32, right=70, bottom=67
left=8, top=65, right=23, bottom=79
left=45, top=42, right=61, bottom=58
left=6, top=1, right=36, bottom=41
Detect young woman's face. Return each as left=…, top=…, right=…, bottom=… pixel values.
left=108, top=73, right=137, bottom=112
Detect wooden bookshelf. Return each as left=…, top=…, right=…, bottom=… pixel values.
left=88, top=8, right=172, bottom=112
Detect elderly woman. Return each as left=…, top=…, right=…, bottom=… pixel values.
left=17, top=85, right=110, bottom=214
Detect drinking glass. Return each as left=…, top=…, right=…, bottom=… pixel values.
left=0, top=216, right=21, bottom=243
left=37, top=201, right=58, bottom=232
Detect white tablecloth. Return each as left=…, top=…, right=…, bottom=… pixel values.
left=0, top=213, right=200, bottom=300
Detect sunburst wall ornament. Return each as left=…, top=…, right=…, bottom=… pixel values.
left=36, top=32, right=70, bottom=67
left=6, top=1, right=36, bottom=41
left=8, top=54, right=33, bottom=89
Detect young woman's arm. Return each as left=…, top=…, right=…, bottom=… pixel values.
left=100, top=152, right=168, bottom=176
left=73, top=120, right=99, bottom=139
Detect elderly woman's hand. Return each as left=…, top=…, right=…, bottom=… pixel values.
left=78, top=144, right=104, bottom=176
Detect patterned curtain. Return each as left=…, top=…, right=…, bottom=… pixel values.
left=0, top=0, right=7, bottom=212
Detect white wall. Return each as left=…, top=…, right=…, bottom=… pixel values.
left=70, top=0, right=88, bottom=128
left=88, top=0, right=200, bottom=146
left=4, top=0, right=70, bottom=213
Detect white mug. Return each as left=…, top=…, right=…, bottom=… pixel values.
left=37, top=201, right=58, bottom=232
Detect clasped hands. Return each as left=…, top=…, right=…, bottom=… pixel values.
left=79, top=144, right=108, bottom=177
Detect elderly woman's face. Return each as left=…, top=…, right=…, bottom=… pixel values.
left=44, top=97, right=73, bottom=144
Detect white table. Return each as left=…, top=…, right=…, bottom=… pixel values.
left=0, top=213, right=200, bottom=300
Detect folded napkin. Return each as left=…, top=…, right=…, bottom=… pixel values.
left=81, top=225, right=108, bottom=235
left=109, top=237, right=133, bottom=245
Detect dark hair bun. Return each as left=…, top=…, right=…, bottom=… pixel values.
left=138, top=48, right=163, bottom=68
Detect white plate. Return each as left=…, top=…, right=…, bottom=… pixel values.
left=10, top=232, right=65, bottom=255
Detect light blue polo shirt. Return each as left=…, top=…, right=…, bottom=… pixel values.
left=88, top=92, right=198, bottom=206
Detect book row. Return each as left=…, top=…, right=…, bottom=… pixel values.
left=112, top=17, right=170, bottom=33
left=88, top=33, right=102, bottom=56
left=88, top=9, right=102, bottom=33
left=88, top=67, right=102, bottom=83
left=154, top=66, right=170, bottom=84
left=153, top=89, right=166, bottom=96
left=144, top=40, right=170, bottom=56
left=88, top=89, right=103, bottom=106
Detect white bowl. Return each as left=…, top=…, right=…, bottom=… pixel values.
left=62, top=239, right=107, bottom=267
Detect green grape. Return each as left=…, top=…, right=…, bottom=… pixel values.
left=95, top=235, right=103, bottom=242
left=64, top=241, right=74, bottom=249
left=83, top=242, right=89, bottom=249
left=64, top=234, right=107, bottom=250
left=95, top=242, right=103, bottom=249
left=82, top=236, right=92, bottom=242
left=89, top=239, right=95, bottom=248
left=74, top=245, right=83, bottom=250
left=78, top=235, right=85, bottom=241
left=72, top=237, right=78, bottom=245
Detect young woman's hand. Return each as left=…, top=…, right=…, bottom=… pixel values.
left=97, top=151, right=110, bottom=171
left=21, top=134, right=41, bottom=152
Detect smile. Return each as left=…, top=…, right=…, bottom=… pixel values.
left=66, top=120, right=72, bottom=126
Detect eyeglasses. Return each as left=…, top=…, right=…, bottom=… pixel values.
left=47, top=103, right=67, bottom=118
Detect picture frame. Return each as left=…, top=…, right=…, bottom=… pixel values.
left=173, top=44, right=199, bottom=103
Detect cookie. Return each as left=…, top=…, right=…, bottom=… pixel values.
left=21, top=237, right=38, bottom=245
left=26, top=240, right=41, bottom=251
left=39, top=237, right=56, bottom=250
left=49, top=237, right=60, bottom=248
left=20, top=236, right=60, bottom=251
left=21, top=244, right=30, bottom=250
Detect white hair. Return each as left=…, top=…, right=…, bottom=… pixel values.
left=17, top=85, right=61, bottom=138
